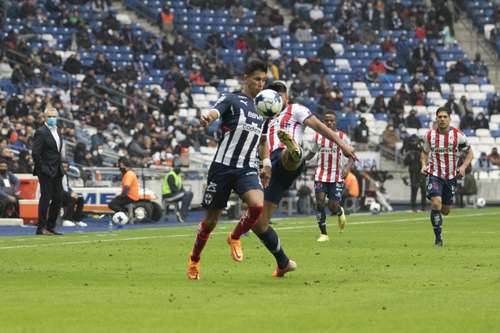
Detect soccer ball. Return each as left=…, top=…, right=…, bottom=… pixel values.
left=255, top=89, right=283, bottom=118
left=476, top=197, right=486, bottom=208
left=112, top=211, right=129, bottom=225
left=370, top=202, right=381, bottom=215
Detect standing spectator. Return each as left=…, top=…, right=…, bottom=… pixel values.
left=368, top=57, right=386, bottom=75
left=459, top=111, right=475, bottom=130
left=401, top=135, right=426, bottom=212
left=353, top=117, right=369, bottom=150
left=457, top=95, right=473, bottom=116
left=159, top=5, right=175, bottom=34
left=31, top=107, right=64, bottom=235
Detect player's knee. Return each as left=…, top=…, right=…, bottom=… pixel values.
left=248, top=205, right=263, bottom=221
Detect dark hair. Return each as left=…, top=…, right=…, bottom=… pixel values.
left=118, top=157, right=131, bottom=167
left=436, top=106, right=451, bottom=116
left=267, top=80, right=287, bottom=93
left=244, top=59, right=267, bottom=75
left=324, top=112, right=336, bottom=119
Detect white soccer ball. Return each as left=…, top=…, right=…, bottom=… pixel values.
left=370, top=201, right=381, bottom=214
left=112, top=211, right=129, bottom=225
left=255, top=89, right=283, bottom=118
left=476, top=197, right=486, bottom=208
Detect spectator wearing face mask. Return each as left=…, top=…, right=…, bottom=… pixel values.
left=474, top=113, right=489, bottom=130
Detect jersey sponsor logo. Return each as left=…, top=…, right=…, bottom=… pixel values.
left=206, top=181, right=217, bottom=193
left=246, top=111, right=263, bottom=121
left=431, top=147, right=456, bottom=153
left=241, top=123, right=261, bottom=133
left=245, top=171, right=258, bottom=176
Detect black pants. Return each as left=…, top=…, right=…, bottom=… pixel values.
left=163, top=191, right=193, bottom=218
left=37, top=175, right=63, bottom=231
left=410, top=179, right=426, bottom=211
left=108, top=195, right=134, bottom=213
left=62, top=191, right=84, bottom=221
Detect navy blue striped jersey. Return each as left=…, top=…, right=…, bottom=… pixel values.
left=211, top=92, right=267, bottom=169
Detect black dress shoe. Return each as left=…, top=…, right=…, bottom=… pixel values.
left=47, top=229, right=63, bottom=235
left=35, top=228, right=54, bottom=235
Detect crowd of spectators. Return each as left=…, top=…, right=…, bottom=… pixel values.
left=0, top=0, right=498, bottom=175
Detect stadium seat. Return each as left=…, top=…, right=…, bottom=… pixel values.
left=476, top=128, right=492, bottom=137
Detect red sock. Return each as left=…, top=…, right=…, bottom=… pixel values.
left=231, top=206, right=263, bottom=240
left=190, top=220, right=215, bottom=262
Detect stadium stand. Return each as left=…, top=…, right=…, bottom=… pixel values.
left=0, top=0, right=498, bottom=176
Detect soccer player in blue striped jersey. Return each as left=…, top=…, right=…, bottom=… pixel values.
left=187, top=60, right=273, bottom=280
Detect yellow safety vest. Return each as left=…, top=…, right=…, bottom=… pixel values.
left=162, top=170, right=182, bottom=195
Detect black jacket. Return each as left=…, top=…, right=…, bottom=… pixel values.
left=31, top=124, right=64, bottom=178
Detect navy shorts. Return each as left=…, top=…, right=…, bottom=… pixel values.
left=202, top=163, right=262, bottom=210
left=264, top=148, right=305, bottom=205
left=314, top=181, right=344, bottom=203
left=426, top=175, right=457, bottom=205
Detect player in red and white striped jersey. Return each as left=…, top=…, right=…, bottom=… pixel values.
left=306, top=113, right=354, bottom=242
left=246, top=81, right=356, bottom=277
left=420, top=107, right=473, bottom=246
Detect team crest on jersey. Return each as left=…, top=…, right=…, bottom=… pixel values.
left=204, top=193, right=213, bottom=205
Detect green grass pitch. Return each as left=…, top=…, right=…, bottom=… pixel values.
left=1, top=208, right=499, bottom=333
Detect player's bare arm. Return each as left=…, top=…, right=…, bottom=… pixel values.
left=200, top=109, right=220, bottom=127
left=457, top=148, right=474, bottom=178
left=304, top=116, right=357, bottom=160
left=343, top=158, right=354, bottom=179
left=258, top=135, right=272, bottom=188
left=420, top=150, right=429, bottom=175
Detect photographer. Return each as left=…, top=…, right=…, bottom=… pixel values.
left=401, top=134, right=426, bottom=212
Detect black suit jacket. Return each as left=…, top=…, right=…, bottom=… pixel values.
left=32, top=124, right=64, bottom=178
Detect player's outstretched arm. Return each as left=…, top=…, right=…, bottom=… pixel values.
left=200, top=109, right=220, bottom=127
left=304, top=116, right=357, bottom=160
left=258, top=135, right=272, bottom=188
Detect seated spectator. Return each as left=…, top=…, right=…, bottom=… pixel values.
left=405, top=109, right=422, bottom=129
left=473, top=152, right=493, bottom=172
left=230, top=3, right=245, bottom=19
left=61, top=161, right=86, bottom=227
left=445, top=64, right=460, bottom=84
left=460, top=111, right=475, bottom=130
left=372, top=94, right=387, bottom=113
left=382, top=124, right=400, bottom=151
left=92, top=53, right=113, bottom=76
left=162, top=159, right=193, bottom=223
left=356, top=97, right=370, bottom=113
left=487, top=94, right=500, bottom=116
left=471, top=53, right=488, bottom=77
left=108, top=158, right=139, bottom=213
left=267, top=29, right=281, bottom=50
left=317, top=41, right=336, bottom=59
left=0, top=161, right=19, bottom=218
left=295, top=23, right=312, bottom=43
left=353, top=117, right=369, bottom=150
left=488, top=147, right=500, bottom=166
left=424, top=70, right=441, bottom=92
left=474, top=113, right=489, bottom=129
left=380, top=36, right=396, bottom=54
left=457, top=95, right=473, bottom=116
left=368, top=57, right=386, bottom=75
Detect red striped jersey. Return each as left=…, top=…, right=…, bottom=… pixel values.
left=312, top=130, right=350, bottom=183
left=422, top=127, right=469, bottom=180
left=268, top=103, right=312, bottom=153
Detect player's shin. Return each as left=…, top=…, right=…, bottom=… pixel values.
left=430, top=210, right=443, bottom=241
left=256, top=226, right=290, bottom=269
left=316, top=205, right=327, bottom=235
left=231, top=205, right=263, bottom=240
left=190, top=220, right=216, bottom=262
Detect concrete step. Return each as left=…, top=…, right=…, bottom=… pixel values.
left=0, top=218, right=24, bottom=226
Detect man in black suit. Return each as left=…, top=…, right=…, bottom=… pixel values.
left=32, top=107, right=64, bottom=235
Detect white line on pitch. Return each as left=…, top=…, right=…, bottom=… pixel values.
left=0, top=212, right=497, bottom=251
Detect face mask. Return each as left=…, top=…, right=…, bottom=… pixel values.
left=47, top=117, right=57, bottom=127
